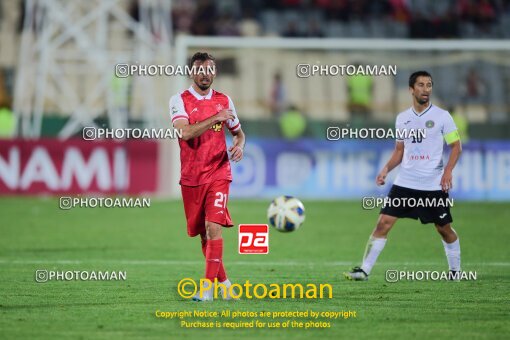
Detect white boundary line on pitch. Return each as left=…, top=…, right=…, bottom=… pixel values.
left=0, top=259, right=508, bottom=266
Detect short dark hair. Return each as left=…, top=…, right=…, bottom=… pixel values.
left=409, top=71, right=433, bottom=88
left=189, top=52, right=215, bottom=68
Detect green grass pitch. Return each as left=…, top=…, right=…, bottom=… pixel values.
left=1, top=197, right=509, bottom=339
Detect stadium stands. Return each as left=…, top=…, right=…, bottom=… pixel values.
left=0, top=0, right=509, bottom=137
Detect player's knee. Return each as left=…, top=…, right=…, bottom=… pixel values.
left=435, top=224, right=457, bottom=240
left=205, top=221, right=222, bottom=240
left=375, top=217, right=394, bottom=235
left=436, top=227, right=447, bottom=238
left=436, top=223, right=449, bottom=232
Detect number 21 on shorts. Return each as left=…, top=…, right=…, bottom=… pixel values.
left=214, top=192, right=228, bottom=208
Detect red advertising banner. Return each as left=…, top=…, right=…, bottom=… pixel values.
left=0, top=139, right=158, bottom=195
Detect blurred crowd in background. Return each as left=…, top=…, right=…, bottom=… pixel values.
left=2, top=0, right=508, bottom=38
left=167, top=0, right=510, bottom=38
left=0, top=0, right=509, bottom=140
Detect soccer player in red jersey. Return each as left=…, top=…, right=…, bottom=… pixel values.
left=169, top=52, right=245, bottom=301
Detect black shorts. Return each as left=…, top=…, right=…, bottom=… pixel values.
left=380, top=185, right=453, bottom=226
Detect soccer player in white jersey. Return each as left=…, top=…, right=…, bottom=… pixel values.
left=344, top=71, right=462, bottom=281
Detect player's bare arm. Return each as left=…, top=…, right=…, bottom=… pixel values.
left=441, top=140, right=462, bottom=192
left=229, top=128, right=245, bottom=162
left=173, top=108, right=235, bottom=141
left=376, top=141, right=404, bottom=186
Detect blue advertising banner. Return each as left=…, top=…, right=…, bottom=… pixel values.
left=230, top=139, right=510, bottom=201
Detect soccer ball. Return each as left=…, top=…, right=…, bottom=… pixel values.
left=267, top=196, right=305, bottom=232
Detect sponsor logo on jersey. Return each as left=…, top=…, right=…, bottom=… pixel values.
left=211, top=122, right=222, bottom=132
left=408, top=154, right=431, bottom=160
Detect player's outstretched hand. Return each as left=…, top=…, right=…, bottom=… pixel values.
left=216, top=109, right=235, bottom=123
left=376, top=168, right=388, bottom=186
left=440, top=170, right=453, bottom=192
left=229, top=145, right=243, bottom=162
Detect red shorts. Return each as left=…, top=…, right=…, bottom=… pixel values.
left=180, top=180, right=233, bottom=237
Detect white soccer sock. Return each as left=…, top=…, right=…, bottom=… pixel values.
left=361, top=236, right=387, bottom=275
left=442, top=238, right=461, bottom=271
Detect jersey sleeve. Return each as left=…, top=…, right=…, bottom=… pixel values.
left=169, top=94, right=188, bottom=124
left=225, top=95, right=241, bottom=133
left=395, top=115, right=405, bottom=142
left=442, top=112, right=460, bottom=144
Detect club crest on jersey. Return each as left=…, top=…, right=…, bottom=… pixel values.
left=216, top=104, right=224, bottom=111
left=211, top=122, right=222, bottom=132
left=425, top=120, right=435, bottom=128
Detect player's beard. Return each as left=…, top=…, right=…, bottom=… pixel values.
left=415, top=94, right=429, bottom=105
left=195, top=77, right=213, bottom=91
left=196, top=83, right=210, bottom=91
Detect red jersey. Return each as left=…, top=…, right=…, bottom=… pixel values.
left=169, top=86, right=241, bottom=186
